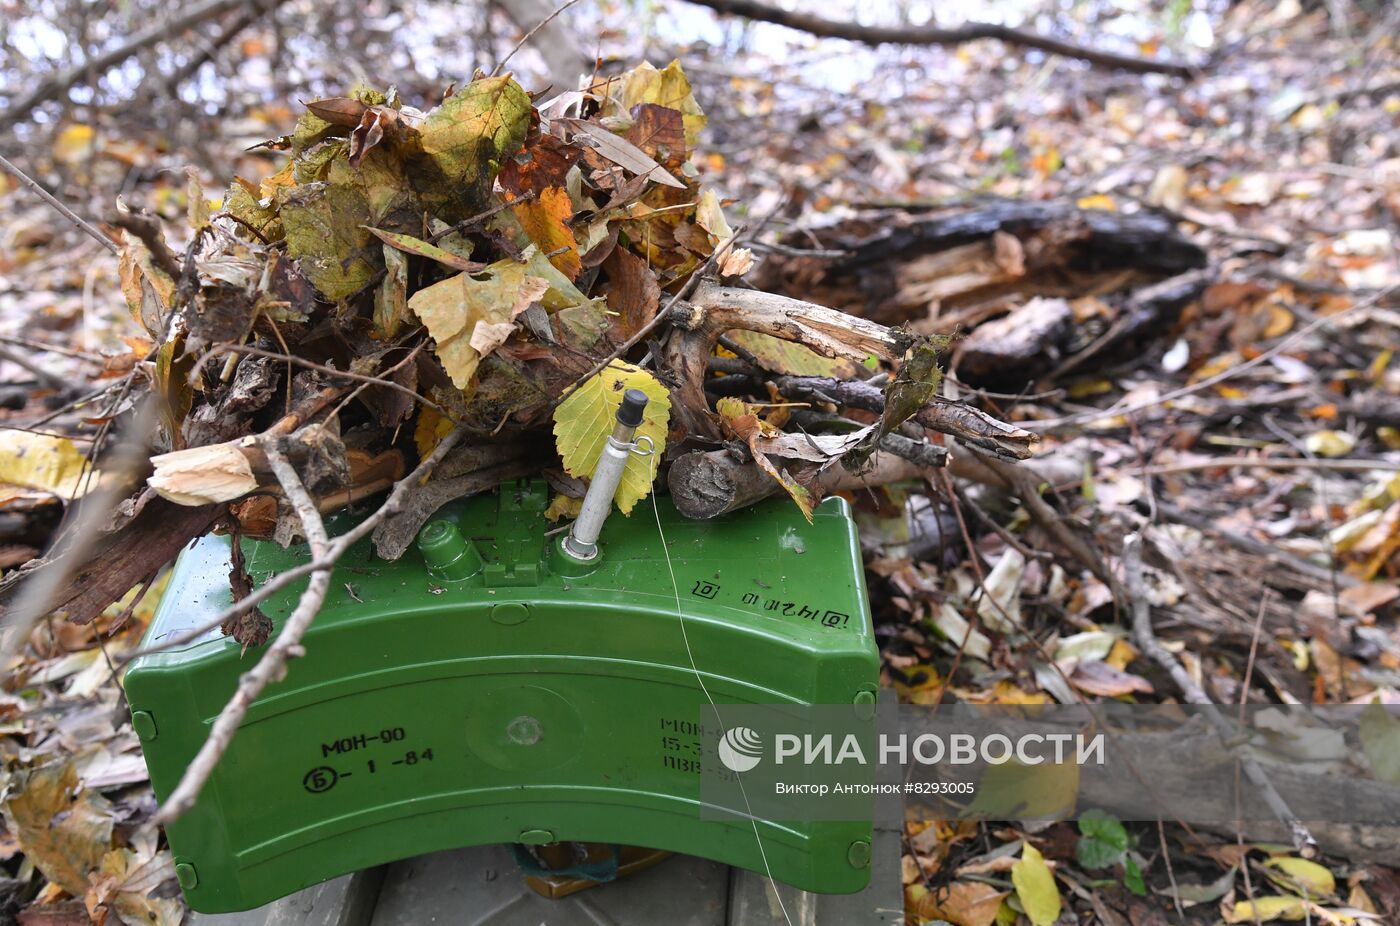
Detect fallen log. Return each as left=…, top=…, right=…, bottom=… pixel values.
left=756, top=200, right=1207, bottom=328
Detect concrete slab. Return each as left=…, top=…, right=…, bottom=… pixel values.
left=187, top=825, right=902, bottom=925
left=369, top=844, right=728, bottom=926
left=189, top=868, right=384, bottom=926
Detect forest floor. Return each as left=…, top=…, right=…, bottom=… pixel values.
left=1, top=1, right=1399, bottom=924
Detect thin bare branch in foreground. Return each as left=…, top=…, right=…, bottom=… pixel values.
left=155, top=439, right=332, bottom=823
left=1124, top=533, right=1319, bottom=860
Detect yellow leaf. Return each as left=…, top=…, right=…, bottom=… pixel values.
left=727, top=330, right=856, bottom=378
left=414, top=407, right=454, bottom=460
left=53, top=123, right=97, bottom=165
left=0, top=431, right=94, bottom=499
left=696, top=189, right=733, bottom=243
left=552, top=361, right=670, bottom=515
left=1076, top=194, right=1117, bottom=211
left=1106, top=638, right=1138, bottom=671
left=375, top=243, right=408, bottom=339
left=1265, top=857, right=1337, bottom=897
left=544, top=494, right=582, bottom=523
left=1263, top=304, right=1295, bottom=338
left=1, top=762, right=113, bottom=895
left=408, top=256, right=559, bottom=390
left=1011, top=843, right=1061, bottom=926
left=1224, top=896, right=1308, bottom=922
left=1305, top=430, right=1356, bottom=458
left=1067, top=378, right=1113, bottom=399
left=514, top=187, right=580, bottom=279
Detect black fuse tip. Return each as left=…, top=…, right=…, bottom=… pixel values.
left=616, top=388, right=648, bottom=427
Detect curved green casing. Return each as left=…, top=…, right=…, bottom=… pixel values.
left=126, top=480, right=878, bottom=913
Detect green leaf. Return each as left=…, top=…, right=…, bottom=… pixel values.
left=280, top=180, right=379, bottom=300
left=414, top=76, right=531, bottom=222
left=963, top=759, right=1079, bottom=821
left=365, top=227, right=484, bottom=273
left=1076, top=808, right=1130, bottom=870
left=843, top=336, right=944, bottom=468
left=552, top=361, right=670, bottom=515
left=280, top=145, right=418, bottom=301
left=1011, top=843, right=1061, bottom=926
left=1123, top=855, right=1146, bottom=896
left=724, top=330, right=857, bottom=379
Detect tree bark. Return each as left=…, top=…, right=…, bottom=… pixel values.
left=669, top=448, right=930, bottom=520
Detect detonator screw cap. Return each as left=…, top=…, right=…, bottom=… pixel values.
left=616, top=388, right=648, bottom=428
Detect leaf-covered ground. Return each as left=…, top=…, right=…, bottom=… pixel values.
left=1, top=0, right=1399, bottom=923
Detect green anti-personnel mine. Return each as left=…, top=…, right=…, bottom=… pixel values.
left=127, top=437, right=879, bottom=912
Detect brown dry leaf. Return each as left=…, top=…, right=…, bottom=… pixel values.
left=715, top=396, right=816, bottom=521
left=602, top=246, right=660, bottom=339
left=624, top=102, right=686, bottom=168
left=304, top=96, right=369, bottom=127
left=909, top=879, right=1008, bottom=926
left=1339, top=582, right=1400, bottom=615
left=2, top=763, right=113, bottom=896
left=562, top=118, right=686, bottom=189
left=607, top=59, right=707, bottom=149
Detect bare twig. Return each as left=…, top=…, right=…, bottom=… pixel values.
left=0, top=346, right=70, bottom=391
left=1142, top=456, right=1399, bottom=475
left=0, top=334, right=107, bottom=363
left=155, top=439, right=331, bottom=823
left=165, top=0, right=288, bottom=92
left=197, top=344, right=442, bottom=414
left=492, top=0, right=586, bottom=77
left=1124, top=533, right=1317, bottom=859
left=107, top=205, right=182, bottom=278
left=5, top=0, right=249, bottom=123
left=0, top=155, right=118, bottom=254
left=685, top=0, right=1206, bottom=77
